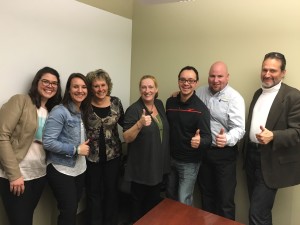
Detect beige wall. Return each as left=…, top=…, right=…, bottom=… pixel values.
left=130, top=0, right=300, bottom=225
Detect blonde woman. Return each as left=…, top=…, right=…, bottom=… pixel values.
left=123, top=75, right=170, bottom=222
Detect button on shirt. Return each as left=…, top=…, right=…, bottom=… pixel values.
left=196, top=85, right=245, bottom=146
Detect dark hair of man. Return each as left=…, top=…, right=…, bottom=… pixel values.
left=178, top=66, right=199, bottom=81
left=62, top=73, right=91, bottom=125
left=28, top=66, right=62, bottom=111
left=264, top=52, right=286, bottom=71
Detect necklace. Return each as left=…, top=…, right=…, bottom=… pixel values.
left=146, top=104, right=154, bottom=114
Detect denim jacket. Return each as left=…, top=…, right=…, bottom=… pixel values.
left=43, top=102, right=84, bottom=167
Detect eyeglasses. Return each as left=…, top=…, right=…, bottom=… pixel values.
left=40, top=79, right=59, bottom=87
left=178, top=78, right=197, bottom=84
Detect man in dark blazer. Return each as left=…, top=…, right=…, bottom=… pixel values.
left=243, top=52, right=300, bottom=225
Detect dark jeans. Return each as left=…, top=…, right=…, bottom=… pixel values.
left=131, top=182, right=163, bottom=223
left=198, top=146, right=237, bottom=220
left=0, top=176, right=46, bottom=225
left=47, top=164, right=85, bottom=225
left=245, top=145, right=277, bottom=225
left=85, top=157, right=121, bottom=225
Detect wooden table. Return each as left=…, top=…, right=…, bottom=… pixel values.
left=134, top=198, right=245, bottom=225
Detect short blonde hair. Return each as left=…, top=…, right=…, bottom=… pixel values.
left=86, top=69, right=113, bottom=95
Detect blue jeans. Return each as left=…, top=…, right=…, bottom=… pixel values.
left=166, top=157, right=200, bottom=206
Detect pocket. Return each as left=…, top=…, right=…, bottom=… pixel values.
left=66, top=119, right=77, bottom=128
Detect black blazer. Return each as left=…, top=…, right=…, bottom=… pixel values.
left=244, top=83, right=300, bottom=188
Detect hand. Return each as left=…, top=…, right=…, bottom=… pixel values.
left=10, top=176, right=25, bottom=196
left=215, top=128, right=227, bottom=148
left=77, top=139, right=90, bottom=156
left=191, top=129, right=201, bottom=149
left=256, top=126, right=273, bottom=145
left=139, top=109, right=152, bottom=127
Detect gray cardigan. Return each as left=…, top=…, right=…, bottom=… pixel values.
left=123, top=98, right=170, bottom=186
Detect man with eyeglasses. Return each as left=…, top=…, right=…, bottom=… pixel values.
left=196, top=61, right=245, bottom=220
left=243, top=52, right=300, bottom=225
left=166, top=66, right=212, bottom=206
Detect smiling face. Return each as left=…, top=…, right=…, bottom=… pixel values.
left=91, top=78, right=108, bottom=100
left=69, top=77, right=88, bottom=107
left=139, top=78, right=158, bottom=104
left=261, top=58, right=286, bottom=88
left=178, top=69, right=198, bottom=99
left=38, top=73, right=58, bottom=102
left=208, top=62, right=229, bottom=94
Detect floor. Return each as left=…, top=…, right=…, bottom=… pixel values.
left=76, top=191, right=132, bottom=225
left=76, top=182, right=202, bottom=225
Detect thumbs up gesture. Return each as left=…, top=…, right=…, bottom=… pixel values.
left=216, top=128, right=226, bottom=148
left=77, top=139, right=90, bottom=156
left=139, top=109, right=152, bottom=127
left=255, top=125, right=273, bottom=144
left=191, top=129, right=201, bottom=149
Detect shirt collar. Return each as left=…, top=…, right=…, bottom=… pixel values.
left=261, top=81, right=282, bottom=94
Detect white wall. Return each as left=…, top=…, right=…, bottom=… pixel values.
left=0, top=0, right=132, bottom=224
left=0, top=0, right=131, bottom=109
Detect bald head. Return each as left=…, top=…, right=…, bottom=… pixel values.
left=208, top=61, right=229, bottom=94
left=209, top=61, right=228, bottom=75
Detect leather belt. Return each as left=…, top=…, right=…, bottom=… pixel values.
left=210, top=145, right=237, bottom=150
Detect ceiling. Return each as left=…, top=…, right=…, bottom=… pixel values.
left=139, top=0, right=195, bottom=3
left=77, top=0, right=195, bottom=19
left=139, top=0, right=182, bottom=3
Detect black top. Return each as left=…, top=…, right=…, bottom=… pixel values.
left=86, top=96, right=124, bottom=162
left=92, top=105, right=110, bottom=162
left=166, top=92, right=211, bottom=163
left=123, top=98, right=170, bottom=186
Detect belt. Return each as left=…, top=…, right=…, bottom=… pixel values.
left=248, top=141, right=263, bottom=149
left=210, top=145, right=237, bottom=150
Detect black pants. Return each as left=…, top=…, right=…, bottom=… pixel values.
left=85, top=157, right=121, bottom=225
left=198, top=145, right=237, bottom=220
left=47, top=164, right=85, bottom=225
left=245, top=145, right=277, bottom=225
left=131, top=182, right=162, bottom=223
left=0, top=176, right=46, bottom=225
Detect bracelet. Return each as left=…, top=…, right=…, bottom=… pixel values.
left=77, top=146, right=81, bottom=155
left=136, top=122, right=141, bottom=130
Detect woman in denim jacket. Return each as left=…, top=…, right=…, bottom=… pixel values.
left=43, top=73, right=91, bottom=225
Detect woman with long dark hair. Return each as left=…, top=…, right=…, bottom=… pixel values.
left=43, top=73, right=91, bottom=225
left=0, top=67, right=62, bottom=225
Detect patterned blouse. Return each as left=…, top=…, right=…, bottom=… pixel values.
left=86, top=96, right=124, bottom=162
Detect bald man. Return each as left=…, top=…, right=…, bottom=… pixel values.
left=197, top=61, right=245, bottom=220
